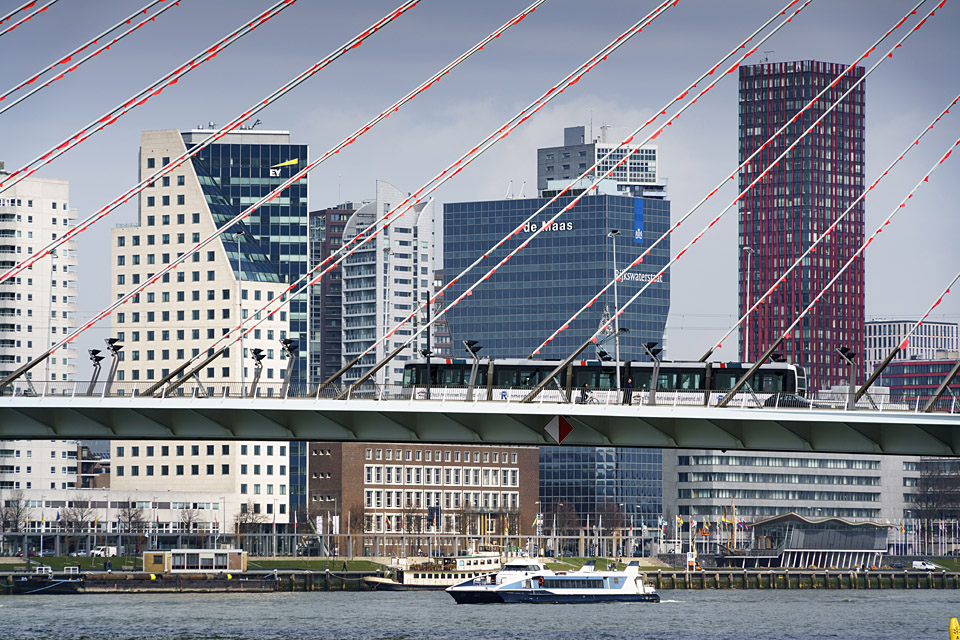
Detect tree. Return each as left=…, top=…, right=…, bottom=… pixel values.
left=1, top=490, right=31, bottom=533
left=179, top=507, right=202, bottom=547
left=61, top=496, right=95, bottom=533
left=911, top=457, right=960, bottom=520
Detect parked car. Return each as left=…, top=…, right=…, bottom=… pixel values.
left=90, top=546, right=117, bottom=557
left=912, top=560, right=937, bottom=570
left=890, top=562, right=904, bottom=569
left=763, top=393, right=812, bottom=408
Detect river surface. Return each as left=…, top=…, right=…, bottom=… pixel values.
left=2, top=589, right=958, bottom=639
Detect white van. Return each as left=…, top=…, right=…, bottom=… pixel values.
left=91, top=546, right=117, bottom=557
left=912, top=560, right=937, bottom=570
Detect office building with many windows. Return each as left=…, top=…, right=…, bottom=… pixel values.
left=665, top=449, right=918, bottom=523
left=865, top=320, right=959, bottom=371
left=738, top=60, right=866, bottom=392
left=0, top=162, right=78, bottom=383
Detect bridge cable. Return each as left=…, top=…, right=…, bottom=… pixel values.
left=0, top=0, right=184, bottom=118
left=0, top=0, right=61, bottom=40
left=180, top=0, right=682, bottom=397
left=0, top=0, right=544, bottom=391
left=702, top=92, right=960, bottom=364
left=528, top=0, right=934, bottom=362
left=132, top=0, right=558, bottom=396
left=329, top=0, right=816, bottom=397
left=524, top=0, right=943, bottom=405
left=0, top=0, right=363, bottom=285
left=859, top=270, right=960, bottom=406
left=0, top=0, right=295, bottom=196
left=718, top=133, right=959, bottom=407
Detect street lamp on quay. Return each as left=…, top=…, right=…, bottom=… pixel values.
left=607, top=229, right=622, bottom=390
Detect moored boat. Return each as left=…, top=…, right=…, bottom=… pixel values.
left=363, top=551, right=504, bottom=590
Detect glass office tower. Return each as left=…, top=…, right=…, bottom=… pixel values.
left=181, top=127, right=309, bottom=511
left=443, top=184, right=671, bottom=530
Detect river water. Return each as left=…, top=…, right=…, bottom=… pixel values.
left=2, top=589, right=958, bottom=639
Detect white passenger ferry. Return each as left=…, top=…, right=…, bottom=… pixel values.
left=446, top=560, right=659, bottom=604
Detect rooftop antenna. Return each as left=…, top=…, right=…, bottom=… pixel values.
left=504, top=179, right=513, bottom=199
left=251, top=118, right=261, bottom=129
left=590, top=109, right=594, bottom=142
left=763, top=50, right=774, bottom=63
left=518, top=180, right=526, bottom=198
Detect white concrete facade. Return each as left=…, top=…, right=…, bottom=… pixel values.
left=109, top=440, right=289, bottom=525
left=0, top=163, right=77, bottom=383
left=341, top=181, right=435, bottom=388
left=0, top=439, right=80, bottom=491
left=110, top=129, right=290, bottom=392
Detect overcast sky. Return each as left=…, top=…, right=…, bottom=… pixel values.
left=0, top=0, right=956, bottom=366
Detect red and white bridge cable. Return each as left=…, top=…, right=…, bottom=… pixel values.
left=759, top=136, right=960, bottom=372
left=702, top=92, right=960, bottom=361
left=216, top=0, right=680, bottom=360
left=6, top=0, right=546, bottom=379
left=323, top=0, right=814, bottom=386
left=0, top=0, right=295, bottom=196
left=0, top=0, right=60, bottom=39
left=0, top=0, right=183, bottom=117
left=0, top=0, right=419, bottom=285
left=531, top=0, right=941, bottom=360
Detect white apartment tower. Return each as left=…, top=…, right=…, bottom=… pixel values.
left=0, top=161, right=78, bottom=384
left=341, top=181, right=435, bottom=388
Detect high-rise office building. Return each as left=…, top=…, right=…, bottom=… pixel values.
left=738, top=60, right=865, bottom=392
left=308, top=203, right=356, bottom=384
left=180, top=126, right=309, bottom=381
left=340, top=181, right=435, bottom=388
left=0, top=162, right=78, bottom=384
left=180, top=126, right=309, bottom=512
left=444, top=133, right=671, bottom=530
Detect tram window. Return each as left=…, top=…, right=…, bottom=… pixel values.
left=711, top=371, right=738, bottom=390
left=657, top=371, right=677, bottom=390
left=678, top=371, right=701, bottom=390
left=403, top=368, right=415, bottom=386
left=573, top=369, right=596, bottom=388
left=518, top=369, right=539, bottom=387
left=631, top=371, right=652, bottom=389
left=442, top=367, right=463, bottom=386
left=760, top=372, right=783, bottom=392
left=597, top=370, right=615, bottom=389
left=495, top=367, right=517, bottom=387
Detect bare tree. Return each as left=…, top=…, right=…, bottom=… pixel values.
left=61, top=496, right=95, bottom=533
left=179, top=507, right=202, bottom=547
left=1, top=490, right=31, bottom=532
left=911, top=457, right=960, bottom=520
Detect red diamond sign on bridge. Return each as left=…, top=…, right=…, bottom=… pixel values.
left=544, top=416, right=574, bottom=444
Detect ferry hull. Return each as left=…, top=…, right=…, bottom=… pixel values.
left=446, top=588, right=506, bottom=604
left=498, top=590, right=660, bottom=604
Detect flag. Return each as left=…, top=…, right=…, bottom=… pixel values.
left=41, top=512, right=45, bottom=525
left=691, top=516, right=697, bottom=530
left=676, top=515, right=683, bottom=529
left=56, top=511, right=61, bottom=523
left=552, top=514, right=557, bottom=535
left=93, top=515, right=98, bottom=529
left=294, top=510, right=298, bottom=531
left=598, top=515, right=602, bottom=532
left=530, top=513, right=539, bottom=529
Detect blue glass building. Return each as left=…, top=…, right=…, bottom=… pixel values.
left=442, top=185, right=670, bottom=533
left=182, top=128, right=309, bottom=511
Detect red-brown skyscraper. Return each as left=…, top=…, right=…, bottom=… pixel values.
left=738, top=60, right=865, bottom=392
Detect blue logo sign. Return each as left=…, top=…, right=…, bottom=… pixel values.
left=633, top=199, right=644, bottom=244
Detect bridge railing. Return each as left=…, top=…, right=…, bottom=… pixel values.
left=2, top=379, right=956, bottom=413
